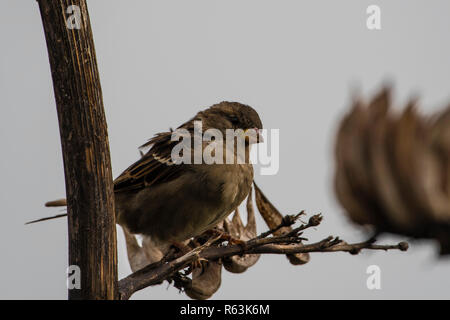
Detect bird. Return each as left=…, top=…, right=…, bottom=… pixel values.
left=30, top=101, right=263, bottom=261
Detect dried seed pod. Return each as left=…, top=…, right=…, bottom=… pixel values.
left=254, top=182, right=310, bottom=265
left=123, top=227, right=164, bottom=272
left=223, top=190, right=260, bottom=273
left=184, top=260, right=222, bottom=300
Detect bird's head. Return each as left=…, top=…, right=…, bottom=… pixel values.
left=192, top=102, right=264, bottom=144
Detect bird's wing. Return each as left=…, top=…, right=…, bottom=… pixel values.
left=114, top=132, right=189, bottom=193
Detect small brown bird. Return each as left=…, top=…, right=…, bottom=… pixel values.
left=33, top=102, right=263, bottom=258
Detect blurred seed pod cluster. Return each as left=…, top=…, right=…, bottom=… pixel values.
left=335, top=87, right=450, bottom=254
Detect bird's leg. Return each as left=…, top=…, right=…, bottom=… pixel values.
left=225, top=236, right=247, bottom=250
left=218, top=231, right=247, bottom=247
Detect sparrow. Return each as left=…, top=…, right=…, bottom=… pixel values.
left=31, top=102, right=263, bottom=257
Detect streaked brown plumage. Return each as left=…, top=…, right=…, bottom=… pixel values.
left=37, top=102, right=263, bottom=255
left=114, top=102, right=263, bottom=245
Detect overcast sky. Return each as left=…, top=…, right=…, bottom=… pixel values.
left=1, top=0, right=450, bottom=299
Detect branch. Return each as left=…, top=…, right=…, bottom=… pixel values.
left=118, top=214, right=408, bottom=300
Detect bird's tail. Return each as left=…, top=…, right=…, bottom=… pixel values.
left=45, top=198, right=67, bottom=207
left=25, top=198, right=68, bottom=225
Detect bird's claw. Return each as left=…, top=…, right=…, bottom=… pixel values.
left=228, top=237, right=247, bottom=248
left=210, top=231, right=248, bottom=248
left=192, top=257, right=208, bottom=270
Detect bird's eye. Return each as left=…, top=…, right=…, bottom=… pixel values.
left=229, top=115, right=239, bottom=126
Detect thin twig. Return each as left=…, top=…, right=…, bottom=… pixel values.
left=117, top=213, right=408, bottom=300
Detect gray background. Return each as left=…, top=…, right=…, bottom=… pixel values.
left=1, top=0, right=450, bottom=299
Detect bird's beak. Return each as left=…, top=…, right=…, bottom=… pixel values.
left=244, top=128, right=264, bottom=144
left=255, top=128, right=264, bottom=143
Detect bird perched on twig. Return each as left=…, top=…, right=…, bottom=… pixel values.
left=31, top=101, right=263, bottom=261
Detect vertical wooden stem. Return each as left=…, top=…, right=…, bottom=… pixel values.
left=37, top=0, right=118, bottom=299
